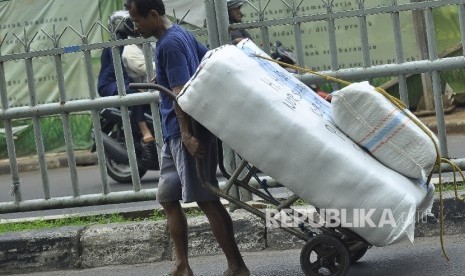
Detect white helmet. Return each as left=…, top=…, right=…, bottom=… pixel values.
left=227, top=0, right=244, bottom=10
left=108, top=10, right=136, bottom=39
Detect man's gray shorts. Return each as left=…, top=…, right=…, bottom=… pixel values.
left=157, top=135, right=219, bottom=203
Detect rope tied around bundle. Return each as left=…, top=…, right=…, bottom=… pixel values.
left=253, top=53, right=465, bottom=261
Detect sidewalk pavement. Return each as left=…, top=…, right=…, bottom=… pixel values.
left=0, top=108, right=464, bottom=275
left=416, top=106, right=465, bottom=134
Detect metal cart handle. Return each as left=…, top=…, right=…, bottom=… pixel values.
left=129, top=83, right=177, bottom=100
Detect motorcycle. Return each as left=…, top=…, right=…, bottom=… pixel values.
left=91, top=107, right=159, bottom=183
left=270, top=40, right=298, bottom=72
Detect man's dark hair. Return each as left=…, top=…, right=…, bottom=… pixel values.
left=125, top=0, right=165, bottom=17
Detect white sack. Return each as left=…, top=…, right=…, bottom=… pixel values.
left=331, top=82, right=439, bottom=180
left=178, top=39, right=434, bottom=247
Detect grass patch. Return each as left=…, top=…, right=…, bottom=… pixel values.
left=0, top=213, right=128, bottom=233
left=436, top=182, right=465, bottom=192
left=0, top=207, right=205, bottom=234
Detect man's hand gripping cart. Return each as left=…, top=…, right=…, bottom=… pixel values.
left=130, top=83, right=370, bottom=276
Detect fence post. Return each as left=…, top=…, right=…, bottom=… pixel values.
left=0, top=35, right=22, bottom=203
left=411, top=0, right=435, bottom=111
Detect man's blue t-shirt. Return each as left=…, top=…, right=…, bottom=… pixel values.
left=155, top=25, right=207, bottom=142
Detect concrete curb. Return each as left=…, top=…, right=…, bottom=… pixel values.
left=0, top=193, right=464, bottom=275
left=422, top=120, right=465, bottom=134
left=0, top=151, right=98, bottom=175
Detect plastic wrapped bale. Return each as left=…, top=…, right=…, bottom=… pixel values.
left=177, top=39, right=434, bottom=247
left=331, top=81, right=439, bottom=181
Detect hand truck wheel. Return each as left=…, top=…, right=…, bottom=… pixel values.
left=300, top=235, right=350, bottom=276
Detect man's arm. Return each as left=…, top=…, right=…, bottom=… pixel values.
left=172, top=85, right=206, bottom=159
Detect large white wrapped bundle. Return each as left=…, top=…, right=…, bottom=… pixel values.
left=331, top=82, right=439, bottom=180
left=178, top=40, right=434, bottom=247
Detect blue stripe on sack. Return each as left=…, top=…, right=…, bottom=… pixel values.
left=362, top=110, right=406, bottom=151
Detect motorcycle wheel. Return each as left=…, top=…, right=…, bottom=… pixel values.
left=106, top=155, right=148, bottom=183
left=103, top=125, right=149, bottom=183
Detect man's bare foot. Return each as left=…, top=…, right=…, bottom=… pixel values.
left=170, top=264, right=194, bottom=276
left=223, top=268, right=250, bottom=276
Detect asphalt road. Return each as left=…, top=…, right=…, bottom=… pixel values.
left=9, top=233, right=465, bottom=276
left=0, top=167, right=161, bottom=219
left=446, top=134, right=465, bottom=158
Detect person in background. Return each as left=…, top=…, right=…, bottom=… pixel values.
left=122, top=42, right=155, bottom=84
left=97, top=10, right=156, bottom=164
left=227, top=0, right=252, bottom=44
left=126, top=0, right=250, bottom=275
left=121, top=16, right=156, bottom=84
left=97, top=11, right=133, bottom=98
left=120, top=18, right=158, bottom=151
